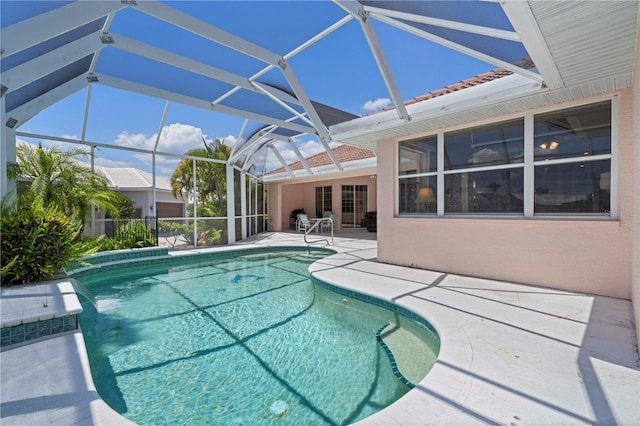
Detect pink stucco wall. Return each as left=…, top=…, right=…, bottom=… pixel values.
left=631, top=27, right=640, bottom=345
left=377, top=92, right=635, bottom=300
left=268, top=174, right=377, bottom=232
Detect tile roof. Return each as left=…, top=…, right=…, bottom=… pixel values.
left=267, top=144, right=376, bottom=175
left=96, top=167, right=173, bottom=191
left=380, top=58, right=535, bottom=113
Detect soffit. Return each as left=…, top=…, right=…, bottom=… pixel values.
left=331, top=1, right=638, bottom=149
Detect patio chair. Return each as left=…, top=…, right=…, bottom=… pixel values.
left=320, top=212, right=338, bottom=233
left=296, top=214, right=311, bottom=233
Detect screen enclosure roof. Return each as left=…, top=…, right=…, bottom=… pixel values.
left=1, top=1, right=637, bottom=178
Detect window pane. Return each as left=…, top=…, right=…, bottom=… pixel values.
left=445, top=168, right=523, bottom=213
left=315, top=187, right=322, bottom=217
left=341, top=185, right=354, bottom=226
left=445, top=119, right=524, bottom=170
left=534, top=101, right=611, bottom=161
left=324, top=186, right=332, bottom=215
left=316, top=186, right=332, bottom=217
left=399, top=176, right=437, bottom=214
left=399, top=136, right=437, bottom=175
left=534, top=160, right=610, bottom=214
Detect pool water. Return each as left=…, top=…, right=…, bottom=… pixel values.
left=77, top=249, right=439, bottom=425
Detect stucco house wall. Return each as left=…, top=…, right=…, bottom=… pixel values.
left=122, top=190, right=154, bottom=217
left=269, top=174, right=377, bottom=232
left=376, top=91, right=635, bottom=300
left=632, top=32, right=640, bottom=346
left=119, top=189, right=184, bottom=218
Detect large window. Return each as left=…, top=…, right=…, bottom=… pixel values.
left=533, top=102, right=611, bottom=214
left=397, top=100, right=613, bottom=217
left=445, top=168, right=524, bottom=214
left=444, top=119, right=524, bottom=214
left=398, top=136, right=437, bottom=214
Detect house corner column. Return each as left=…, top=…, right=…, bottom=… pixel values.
left=226, top=163, right=236, bottom=245
left=0, top=97, right=17, bottom=200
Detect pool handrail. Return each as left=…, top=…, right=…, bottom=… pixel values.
left=304, top=217, right=333, bottom=246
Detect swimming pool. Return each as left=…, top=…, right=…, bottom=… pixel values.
left=75, top=248, right=439, bottom=425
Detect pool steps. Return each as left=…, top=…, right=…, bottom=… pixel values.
left=376, top=323, right=416, bottom=389
left=312, top=276, right=440, bottom=390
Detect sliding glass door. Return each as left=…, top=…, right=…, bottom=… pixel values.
left=341, top=185, right=367, bottom=228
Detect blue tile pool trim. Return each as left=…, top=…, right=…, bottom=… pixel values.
left=1, top=315, right=78, bottom=347
left=67, top=246, right=335, bottom=279
left=376, top=323, right=415, bottom=389
left=65, top=247, right=170, bottom=274
left=81, top=247, right=169, bottom=265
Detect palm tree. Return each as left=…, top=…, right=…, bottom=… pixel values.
left=8, top=143, right=119, bottom=222
left=170, top=137, right=231, bottom=216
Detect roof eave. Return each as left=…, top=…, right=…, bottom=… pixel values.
left=263, top=156, right=377, bottom=183
left=329, top=73, right=543, bottom=143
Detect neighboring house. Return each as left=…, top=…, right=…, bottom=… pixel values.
left=90, top=166, right=185, bottom=238
left=13, top=141, right=185, bottom=220
left=265, top=144, right=376, bottom=231
left=96, top=166, right=186, bottom=219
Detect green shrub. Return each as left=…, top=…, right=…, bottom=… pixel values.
left=78, top=235, right=114, bottom=253
left=1, top=206, right=85, bottom=286
left=156, top=220, right=224, bottom=248
left=113, top=221, right=155, bottom=249
left=198, top=226, right=223, bottom=246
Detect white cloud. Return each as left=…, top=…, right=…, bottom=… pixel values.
left=221, top=134, right=237, bottom=147
left=114, top=123, right=237, bottom=154
left=114, top=123, right=205, bottom=154
left=112, top=123, right=237, bottom=177
left=362, top=97, right=391, bottom=112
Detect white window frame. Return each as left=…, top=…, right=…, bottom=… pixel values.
left=315, top=185, right=332, bottom=217
left=396, top=97, right=617, bottom=219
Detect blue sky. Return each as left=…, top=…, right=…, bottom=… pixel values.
left=11, top=1, right=502, bottom=177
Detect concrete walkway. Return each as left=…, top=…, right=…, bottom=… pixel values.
left=2, top=231, right=639, bottom=425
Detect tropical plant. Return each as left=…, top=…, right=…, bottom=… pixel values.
left=7, top=143, right=119, bottom=223
left=0, top=201, right=96, bottom=286
left=170, top=137, right=230, bottom=217
left=112, top=192, right=137, bottom=219
left=197, top=224, right=224, bottom=246
left=113, top=221, right=156, bottom=249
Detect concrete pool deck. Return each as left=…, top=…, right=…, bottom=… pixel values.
left=2, top=231, right=639, bottom=425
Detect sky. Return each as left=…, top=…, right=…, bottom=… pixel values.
left=7, top=0, right=512, bottom=178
